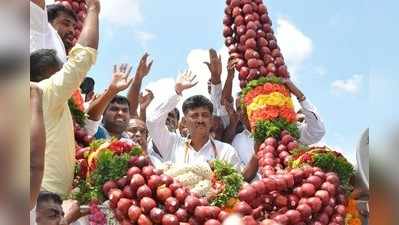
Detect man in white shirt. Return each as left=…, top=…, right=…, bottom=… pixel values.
left=147, top=71, right=259, bottom=181
left=232, top=79, right=326, bottom=167
left=30, top=0, right=76, bottom=62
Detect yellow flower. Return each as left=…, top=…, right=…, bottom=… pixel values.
left=247, top=92, right=294, bottom=117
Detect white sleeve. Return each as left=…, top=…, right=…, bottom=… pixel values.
left=210, top=83, right=230, bottom=128
left=30, top=2, right=48, bottom=53
left=298, top=99, right=326, bottom=145
left=84, top=118, right=102, bottom=136
left=146, top=92, right=181, bottom=161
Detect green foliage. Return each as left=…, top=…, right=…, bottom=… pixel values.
left=211, top=160, right=244, bottom=207
left=254, top=118, right=300, bottom=142
left=68, top=99, right=87, bottom=127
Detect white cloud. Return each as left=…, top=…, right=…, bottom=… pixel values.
left=331, top=74, right=363, bottom=95
left=275, top=18, right=313, bottom=79
left=134, top=31, right=156, bottom=49
left=101, top=0, right=143, bottom=27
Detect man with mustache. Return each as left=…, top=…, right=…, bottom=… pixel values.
left=147, top=71, right=259, bottom=181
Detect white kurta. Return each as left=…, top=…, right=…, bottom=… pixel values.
left=147, top=91, right=242, bottom=171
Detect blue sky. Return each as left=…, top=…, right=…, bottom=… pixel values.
left=46, top=0, right=399, bottom=164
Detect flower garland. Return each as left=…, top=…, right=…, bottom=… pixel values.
left=69, top=89, right=87, bottom=127
left=243, top=82, right=290, bottom=105
left=345, top=197, right=362, bottom=225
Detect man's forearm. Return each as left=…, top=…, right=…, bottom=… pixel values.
left=87, top=88, right=118, bottom=121
left=243, top=154, right=258, bottom=182
left=222, top=120, right=239, bottom=143
left=77, top=5, right=99, bottom=49
left=222, top=75, right=234, bottom=101
left=127, top=78, right=143, bottom=118
left=30, top=98, right=45, bottom=209
left=139, top=107, right=147, bottom=122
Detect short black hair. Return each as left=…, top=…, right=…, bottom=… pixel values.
left=182, top=95, right=213, bottom=115
left=109, top=95, right=130, bottom=109
left=173, top=108, right=180, bottom=121
left=37, top=191, right=62, bottom=207
left=30, top=49, right=62, bottom=82
left=80, top=77, right=95, bottom=94
left=47, top=4, right=77, bottom=23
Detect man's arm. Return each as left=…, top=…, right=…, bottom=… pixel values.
left=284, top=79, right=326, bottom=144
left=138, top=89, right=154, bottom=122
left=87, top=64, right=133, bottom=121
left=222, top=97, right=240, bottom=143
left=147, top=70, right=198, bottom=159
left=127, top=53, right=153, bottom=118
left=39, top=0, right=100, bottom=108
left=30, top=83, right=45, bottom=210
left=242, top=141, right=261, bottom=182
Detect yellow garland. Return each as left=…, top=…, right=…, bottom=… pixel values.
left=247, top=92, right=294, bottom=117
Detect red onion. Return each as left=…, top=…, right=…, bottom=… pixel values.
left=233, top=201, right=253, bottom=215
left=128, top=205, right=141, bottom=222
left=149, top=207, right=164, bottom=224
left=162, top=214, right=179, bottom=225
left=156, top=186, right=172, bottom=203
left=307, top=197, right=323, bottom=213
left=301, top=183, right=316, bottom=197
left=140, top=197, right=156, bottom=214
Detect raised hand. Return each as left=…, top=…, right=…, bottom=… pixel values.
left=227, top=57, right=238, bottom=77
left=139, top=89, right=154, bottom=110
left=86, top=0, right=101, bottom=12
left=109, top=64, right=134, bottom=93
left=282, top=78, right=305, bottom=101
left=175, top=70, right=198, bottom=95
left=204, top=49, right=222, bottom=84
left=135, top=53, right=153, bottom=80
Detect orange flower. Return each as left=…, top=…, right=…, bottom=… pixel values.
left=249, top=106, right=297, bottom=124
left=71, top=89, right=84, bottom=111
left=244, top=83, right=290, bottom=105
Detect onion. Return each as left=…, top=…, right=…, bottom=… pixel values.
left=251, top=180, right=266, bottom=195
left=122, top=185, right=134, bottom=199
left=273, top=214, right=289, bottom=225
left=117, top=198, right=133, bottom=215
left=137, top=184, right=152, bottom=199
left=314, top=171, right=326, bottom=180
left=265, top=137, right=278, bottom=147
left=114, top=208, right=125, bottom=221
left=306, top=176, right=323, bottom=189
left=173, top=188, right=188, bottom=203
left=238, top=186, right=257, bottom=202
left=223, top=15, right=233, bottom=26
left=162, top=214, right=179, bottom=225
left=128, top=205, right=141, bottom=222
left=136, top=155, right=150, bottom=168
left=140, top=197, right=156, bottom=214
left=175, top=208, right=188, bottom=222
left=245, top=38, right=257, bottom=49
left=116, top=176, right=128, bottom=188
left=142, top=166, right=155, bottom=178
left=262, top=219, right=281, bottom=225
left=301, top=183, right=316, bottom=197
left=317, top=213, right=329, bottom=225
left=283, top=174, right=295, bottom=188
left=208, top=206, right=221, bottom=219
left=184, top=195, right=201, bottom=214
left=247, top=21, right=257, bottom=31
left=194, top=206, right=208, bottom=220
left=285, top=210, right=302, bottom=224
left=109, top=188, right=123, bottom=205
left=331, top=214, right=344, bottom=224
left=234, top=15, right=245, bottom=26
left=315, top=190, right=330, bottom=206
left=165, top=197, right=179, bottom=214
left=233, top=201, right=252, bottom=215
left=188, top=217, right=201, bottom=225
left=230, top=0, right=240, bottom=7
left=127, top=167, right=141, bottom=179
left=102, top=181, right=117, bottom=195
left=281, top=135, right=294, bottom=146
left=156, top=186, right=172, bottom=203
left=148, top=175, right=162, bottom=191
left=288, top=194, right=299, bottom=208
left=232, top=7, right=241, bottom=17
left=242, top=4, right=253, bottom=14
left=307, top=197, right=323, bottom=213
left=160, top=174, right=173, bottom=186
left=273, top=176, right=287, bottom=191
left=321, top=182, right=336, bottom=196
left=130, top=174, right=145, bottom=191
left=275, top=194, right=288, bottom=207
left=296, top=204, right=312, bottom=219
left=265, top=145, right=276, bottom=153
left=260, top=14, right=270, bottom=23
left=204, top=219, right=221, bottom=225
left=268, top=40, right=277, bottom=49
left=137, top=214, right=152, bottom=225
left=169, top=182, right=183, bottom=192
left=149, top=208, right=164, bottom=224
left=245, top=14, right=255, bottom=23
left=243, top=216, right=257, bottom=225
left=262, top=178, right=277, bottom=192
left=276, top=144, right=287, bottom=153
left=335, top=204, right=346, bottom=216
left=326, top=174, right=340, bottom=185
left=218, top=211, right=229, bottom=222
left=328, top=198, right=337, bottom=207
left=290, top=169, right=305, bottom=184
left=287, top=141, right=298, bottom=151
left=323, top=205, right=334, bottom=216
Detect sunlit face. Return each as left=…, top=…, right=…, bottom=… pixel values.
left=103, top=103, right=130, bottom=135
left=36, top=200, right=64, bottom=225
left=126, top=119, right=148, bottom=149
left=50, top=12, right=76, bottom=51
left=184, top=107, right=212, bottom=137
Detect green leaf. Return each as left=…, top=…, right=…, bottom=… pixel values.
left=253, top=118, right=300, bottom=142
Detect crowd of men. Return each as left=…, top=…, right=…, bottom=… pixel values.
left=29, top=0, right=325, bottom=224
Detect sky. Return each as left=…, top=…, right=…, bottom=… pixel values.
left=45, top=0, right=399, bottom=165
